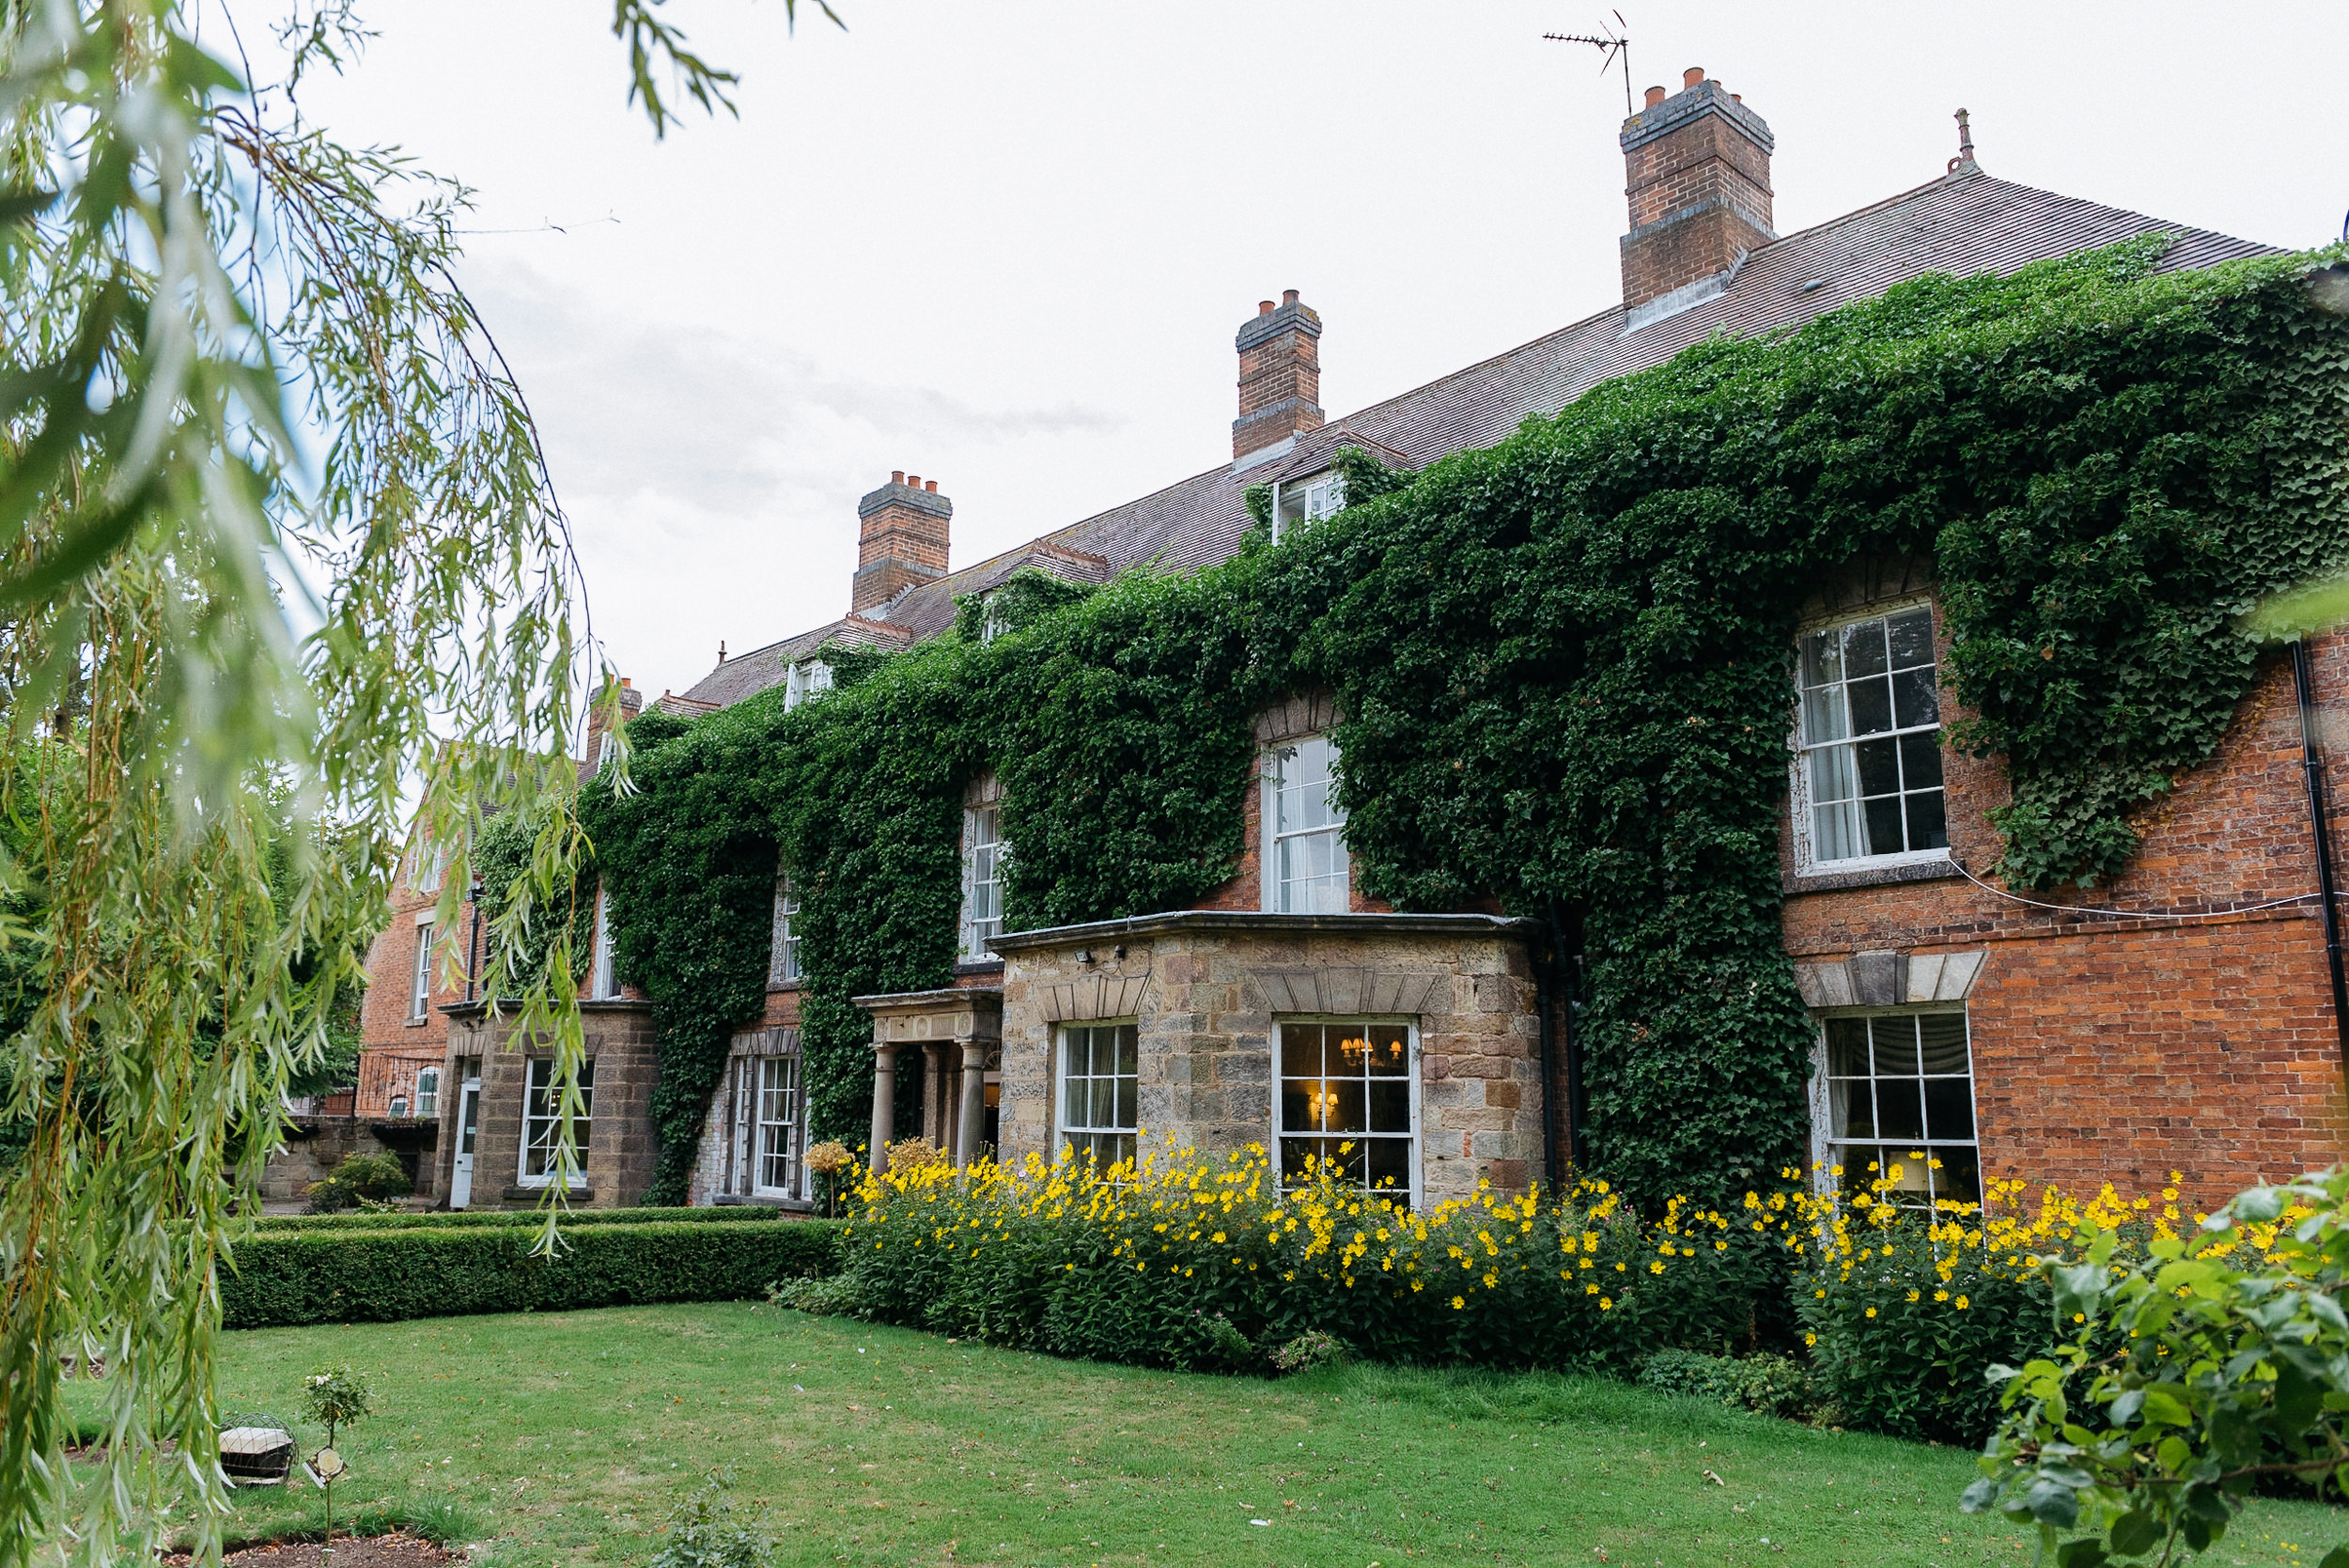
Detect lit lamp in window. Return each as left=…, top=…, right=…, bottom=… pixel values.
left=1338, top=1034, right=1371, bottom=1064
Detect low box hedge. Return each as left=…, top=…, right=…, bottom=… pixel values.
left=224, top=1219, right=846, bottom=1328
left=251, top=1204, right=791, bottom=1234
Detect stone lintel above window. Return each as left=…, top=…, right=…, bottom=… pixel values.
left=1793, top=948, right=1985, bottom=1010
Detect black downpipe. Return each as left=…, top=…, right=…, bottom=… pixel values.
left=1532, top=933, right=1558, bottom=1196
left=466, top=880, right=483, bottom=1003
left=1547, top=896, right=1589, bottom=1175
left=2292, top=640, right=2349, bottom=1083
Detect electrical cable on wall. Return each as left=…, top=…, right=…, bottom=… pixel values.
left=1949, top=857, right=2324, bottom=922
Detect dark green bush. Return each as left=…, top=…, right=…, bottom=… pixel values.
left=251, top=1203, right=788, bottom=1234
left=303, top=1152, right=413, bottom=1214
left=1638, top=1347, right=1822, bottom=1421
left=223, top=1219, right=846, bottom=1327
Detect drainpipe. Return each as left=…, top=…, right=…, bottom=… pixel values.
left=1532, top=931, right=1558, bottom=1197
left=1547, top=897, right=1590, bottom=1175
left=465, top=880, right=483, bottom=1003
left=2292, top=640, right=2349, bottom=1083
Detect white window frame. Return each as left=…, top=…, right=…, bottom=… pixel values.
left=1056, top=1020, right=1139, bottom=1170
left=754, top=1054, right=802, bottom=1199
left=414, top=1066, right=441, bottom=1119
left=784, top=659, right=833, bottom=710
left=1262, top=735, right=1349, bottom=913
left=770, top=875, right=802, bottom=985
left=1789, top=598, right=1951, bottom=875
left=959, top=801, right=1004, bottom=961
left=408, top=923, right=435, bottom=1021
left=590, top=891, right=615, bottom=1000
left=517, top=1056, right=595, bottom=1188
left=411, top=836, right=448, bottom=895
left=1273, top=1016, right=1419, bottom=1205
left=1809, top=1005, right=1980, bottom=1212
left=1269, top=470, right=1346, bottom=544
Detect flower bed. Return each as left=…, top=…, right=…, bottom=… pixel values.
left=834, top=1141, right=1784, bottom=1374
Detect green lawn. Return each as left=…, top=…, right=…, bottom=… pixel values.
left=67, top=1303, right=2348, bottom=1568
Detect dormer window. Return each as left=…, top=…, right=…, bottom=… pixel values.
left=785, top=660, right=832, bottom=710
left=1271, top=471, right=1346, bottom=543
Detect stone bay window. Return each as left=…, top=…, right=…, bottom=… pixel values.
left=989, top=911, right=1543, bottom=1208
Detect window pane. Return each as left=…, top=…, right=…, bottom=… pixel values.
left=1906, top=790, right=1949, bottom=852
left=1812, top=799, right=1860, bottom=863
left=1923, top=1078, right=1975, bottom=1141
left=1843, top=618, right=1890, bottom=679
left=1847, top=675, right=1893, bottom=736
left=1327, top=1079, right=1366, bottom=1134
left=1064, top=1074, right=1085, bottom=1127
left=1918, top=1013, right=1969, bottom=1076
left=1892, top=667, right=1939, bottom=729
left=1114, top=1024, right=1138, bottom=1076
left=1366, top=1025, right=1408, bottom=1076
left=1862, top=793, right=1906, bottom=856
left=1114, top=1075, right=1136, bottom=1128
left=1281, top=1025, right=1322, bottom=1078
left=1799, top=628, right=1843, bottom=691
left=1089, top=1076, right=1114, bottom=1128
left=1871, top=1017, right=1921, bottom=1076
left=1800, top=684, right=1848, bottom=745
left=1839, top=1081, right=1875, bottom=1139
left=1826, top=1018, right=1869, bottom=1077
left=1280, top=1079, right=1315, bottom=1134
left=1855, top=737, right=1900, bottom=797
left=1929, top=1145, right=1983, bottom=1208
left=1368, top=1079, right=1409, bottom=1133
left=1886, top=607, right=1934, bottom=669
left=1875, top=1082, right=1926, bottom=1141
left=1366, top=1138, right=1410, bottom=1193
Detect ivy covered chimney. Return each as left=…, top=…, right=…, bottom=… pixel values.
left=1619, top=68, right=1776, bottom=315
left=852, top=471, right=951, bottom=613
left=1232, top=288, right=1323, bottom=470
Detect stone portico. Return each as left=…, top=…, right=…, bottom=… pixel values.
left=854, top=986, right=1003, bottom=1170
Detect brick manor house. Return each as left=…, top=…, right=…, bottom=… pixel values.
left=350, top=69, right=2343, bottom=1217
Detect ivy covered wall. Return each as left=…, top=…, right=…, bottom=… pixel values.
left=583, top=241, right=2349, bottom=1208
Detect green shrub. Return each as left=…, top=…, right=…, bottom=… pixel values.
left=303, top=1153, right=414, bottom=1214
left=647, top=1469, right=775, bottom=1568
left=764, top=1271, right=865, bottom=1317
left=223, top=1219, right=847, bottom=1328
left=1269, top=1330, right=1348, bottom=1375
left=1638, top=1348, right=1820, bottom=1421
left=251, top=1203, right=788, bottom=1234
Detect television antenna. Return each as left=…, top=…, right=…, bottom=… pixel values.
left=1544, top=13, right=1634, bottom=116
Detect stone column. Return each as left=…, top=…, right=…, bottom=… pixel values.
left=957, top=1040, right=988, bottom=1168
left=922, top=1042, right=949, bottom=1147
left=869, top=1042, right=898, bottom=1172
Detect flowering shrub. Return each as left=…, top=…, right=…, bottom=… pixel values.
left=1963, top=1170, right=2349, bottom=1566
left=835, top=1141, right=1780, bottom=1374
left=1269, top=1329, right=1348, bottom=1375
left=1638, top=1348, right=1822, bottom=1421
left=1779, top=1163, right=2199, bottom=1443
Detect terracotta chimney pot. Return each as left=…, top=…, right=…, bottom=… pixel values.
left=1684, top=67, right=1704, bottom=88
left=1258, top=300, right=1275, bottom=315
left=1644, top=85, right=1666, bottom=107
left=925, top=479, right=938, bottom=493
left=891, top=470, right=905, bottom=485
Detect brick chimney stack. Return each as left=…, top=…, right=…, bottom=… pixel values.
left=852, top=472, right=952, bottom=613
left=1232, top=288, right=1324, bottom=469
left=1618, top=67, right=1776, bottom=312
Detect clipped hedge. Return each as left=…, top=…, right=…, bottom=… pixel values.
left=249, top=1204, right=789, bottom=1234
left=223, top=1219, right=846, bottom=1328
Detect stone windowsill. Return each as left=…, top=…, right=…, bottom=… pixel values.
left=1782, top=857, right=1964, bottom=896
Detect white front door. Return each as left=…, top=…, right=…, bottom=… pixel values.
left=448, top=1078, right=482, bottom=1208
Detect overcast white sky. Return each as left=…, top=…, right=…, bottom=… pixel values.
left=284, top=1, right=2347, bottom=701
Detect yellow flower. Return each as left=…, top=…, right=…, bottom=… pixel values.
left=1452, top=1295, right=1466, bottom=1311
left=1864, top=1307, right=1876, bottom=1318
left=1955, top=1295, right=1969, bottom=1309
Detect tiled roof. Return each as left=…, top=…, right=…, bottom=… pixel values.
left=682, top=168, right=2276, bottom=709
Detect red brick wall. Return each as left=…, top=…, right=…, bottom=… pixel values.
left=1781, top=623, right=2349, bottom=1212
